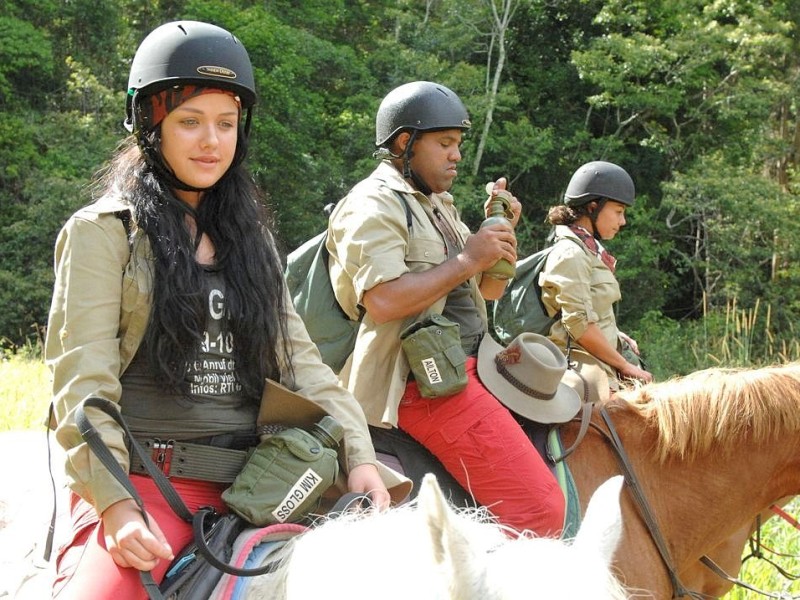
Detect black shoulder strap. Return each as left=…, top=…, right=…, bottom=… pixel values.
left=74, top=398, right=279, bottom=599
left=394, top=191, right=413, bottom=230
left=115, top=210, right=135, bottom=255
left=365, top=177, right=413, bottom=232
left=115, top=210, right=132, bottom=236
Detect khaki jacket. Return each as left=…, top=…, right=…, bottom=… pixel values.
left=326, top=162, right=487, bottom=428
left=45, top=195, right=410, bottom=513
left=539, top=225, right=622, bottom=382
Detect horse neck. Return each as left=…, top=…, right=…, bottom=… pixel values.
left=567, top=404, right=800, bottom=584
left=648, top=422, right=799, bottom=526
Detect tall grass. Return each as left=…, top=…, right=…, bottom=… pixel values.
left=635, top=297, right=800, bottom=381
left=700, top=296, right=800, bottom=367
left=724, top=499, right=800, bottom=599
left=0, top=354, right=50, bottom=431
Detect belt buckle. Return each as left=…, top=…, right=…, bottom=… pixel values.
left=151, top=438, right=175, bottom=476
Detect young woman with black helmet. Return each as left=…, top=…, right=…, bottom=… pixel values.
left=45, top=21, right=408, bottom=598
left=540, top=161, right=654, bottom=390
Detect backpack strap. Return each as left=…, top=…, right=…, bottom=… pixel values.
left=114, top=210, right=135, bottom=256
left=396, top=190, right=413, bottom=230
left=367, top=177, right=412, bottom=231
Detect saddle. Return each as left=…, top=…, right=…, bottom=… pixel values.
left=370, top=421, right=584, bottom=538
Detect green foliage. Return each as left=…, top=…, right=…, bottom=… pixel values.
left=572, top=0, right=792, bottom=165
left=0, top=17, right=56, bottom=109
left=660, top=154, right=800, bottom=318
left=613, top=202, right=675, bottom=327
left=0, top=112, right=41, bottom=189
left=0, top=0, right=799, bottom=355
left=0, top=105, right=119, bottom=348
left=0, top=175, right=89, bottom=351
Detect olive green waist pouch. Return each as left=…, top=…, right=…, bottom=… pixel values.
left=400, top=314, right=468, bottom=398
left=221, top=418, right=341, bottom=526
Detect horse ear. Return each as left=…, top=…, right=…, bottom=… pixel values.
left=573, top=475, right=624, bottom=565
left=417, top=474, right=496, bottom=598
left=418, top=473, right=454, bottom=563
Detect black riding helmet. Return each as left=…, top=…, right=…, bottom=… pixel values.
left=375, top=81, right=471, bottom=146
left=564, top=161, right=635, bottom=240
left=125, top=20, right=256, bottom=136
left=564, top=161, right=635, bottom=207
left=374, top=81, right=471, bottom=193
left=125, top=21, right=257, bottom=192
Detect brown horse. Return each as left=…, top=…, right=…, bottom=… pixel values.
left=559, top=361, right=800, bottom=598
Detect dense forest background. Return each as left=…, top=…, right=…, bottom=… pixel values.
left=2, top=0, right=799, bottom=378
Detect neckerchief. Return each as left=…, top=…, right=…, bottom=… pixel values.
left=568, top=225, right=617, bottom=273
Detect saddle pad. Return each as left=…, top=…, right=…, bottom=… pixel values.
left=546, top=427, right=582, bottom=539
left=209, top=523, right=307, bottom=600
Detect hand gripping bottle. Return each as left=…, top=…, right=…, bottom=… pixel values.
left=480, top=182, right=516, bottom=280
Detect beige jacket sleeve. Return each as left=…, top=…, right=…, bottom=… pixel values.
left=277, top=294, right=412, bottom=504
left=45, top=209, right=135, bottom=514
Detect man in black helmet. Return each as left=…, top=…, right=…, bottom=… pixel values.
left=540, top=160, right=653, bottom=389
left=327, top=81, right=567, bottom=536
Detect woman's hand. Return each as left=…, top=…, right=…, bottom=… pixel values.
left=102, top=498, right=174, bottom=570
left=618, top=331, right=640, bottom=355
left=618, top=361, right=654, bottom=384
left=347, top=463, right=391, bottom=510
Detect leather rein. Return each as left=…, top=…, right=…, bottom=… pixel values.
left=554, top=403, right=797, bottom=599
left=595, top=406, right=703, bottom=599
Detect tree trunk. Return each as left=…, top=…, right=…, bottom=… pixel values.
left=472, top=0, right=518, bottom=177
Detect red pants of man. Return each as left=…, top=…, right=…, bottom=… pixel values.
left=53, top=474, right=227, bottom=600
left=398, top=357, right=565, bottom=536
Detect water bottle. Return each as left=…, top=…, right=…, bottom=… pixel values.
left=310, top=415, right=344, bottom=449
left=480, top=183, right=516, bottom=280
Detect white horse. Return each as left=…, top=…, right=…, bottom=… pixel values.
left=245, top=474, right=628, bottom=600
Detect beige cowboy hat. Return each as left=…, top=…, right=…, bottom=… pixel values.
left=477, top=333, right=581, bottom=423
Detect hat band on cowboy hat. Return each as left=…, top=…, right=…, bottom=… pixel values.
left=477, top=333, right=581, bottom=424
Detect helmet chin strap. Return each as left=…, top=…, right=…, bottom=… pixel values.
left=400, top=130, right=433, bottom=195
left=376, top=130, right=434, bottom=195
left=586, top=198, right=607, bottom=240
left=409, top=170, right=432, bottom=196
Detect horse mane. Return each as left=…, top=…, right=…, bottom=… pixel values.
left=613, top=361, right=800, bottom=462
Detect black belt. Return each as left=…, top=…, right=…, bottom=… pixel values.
left=129, top=437, right=250, bottom=483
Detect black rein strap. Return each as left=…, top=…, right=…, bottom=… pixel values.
left=597, top=406, right=705, bottom=600
left=593, top=405, right=795, bottom=600
left=75, top=397, right=281, bottom=599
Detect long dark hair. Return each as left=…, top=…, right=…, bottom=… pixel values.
left=94, top=137, right=292, bottom=398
